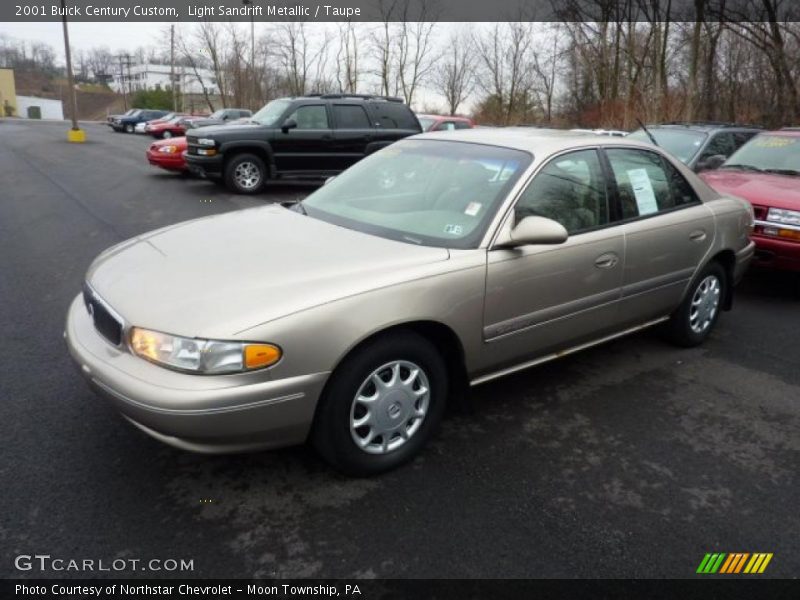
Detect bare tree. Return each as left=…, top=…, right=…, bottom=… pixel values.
left=473, top=22, right=538, bottom=124
left=271, top=22, right=332, bottom=96
left=335, top=21, right=360, bottom=93
left=433, top=31, right=475, bottom=115
left=394, top=0, right=439, bottom=105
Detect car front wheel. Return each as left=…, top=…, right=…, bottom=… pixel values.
left=663, top=261, right=726, bottom=347
left=124, top=123, right=134, bottom=133
left=224, top=153, right=266, bottom=194
left=162, top=130, right=172, bottom=139
left=311, top=332, right=448, bottom=476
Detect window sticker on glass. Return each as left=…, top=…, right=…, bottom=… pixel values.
left=464, top=202, right=482, bottom=216
left=444, top=224, right=463, bottom=235
left=627, top=168, right=659, bottom=216
left=754, top=137, right=796, bottom=148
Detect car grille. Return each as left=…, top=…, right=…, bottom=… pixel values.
left=752, top=204, right=768, bottom=220
left=82, top=283, right=123, bottom=346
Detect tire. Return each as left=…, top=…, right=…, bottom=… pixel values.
left=311, top=331, right=448, bottom=476
left=124, top=123, right=134, bottom=133
left=663, top=261, right=727, bottom=347
left=162, top=130, right=172, bottom=139
left=224, top=153, right=266, bottom=194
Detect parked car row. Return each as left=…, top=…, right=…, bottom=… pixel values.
left=108, top=107, right=252, bottom=135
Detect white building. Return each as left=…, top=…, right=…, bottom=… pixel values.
left=110, top=63, right=220, bottom=96
left=16, top=95, right=64, bottom=120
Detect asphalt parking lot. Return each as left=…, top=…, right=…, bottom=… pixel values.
left=1, top=119, right=799, bottom=579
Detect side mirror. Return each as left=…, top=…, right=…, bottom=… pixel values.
left=281, top=119, right=298, bottom=134
left=496, top=216, right=568, bottom=248
left=696, top=154, right=726, bottom=172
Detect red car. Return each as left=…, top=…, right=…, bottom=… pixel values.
left=146, top=136, right=189, bottom=172
left=700, top=130, right=800, bottom=271
left=148, top=115, right=197, bottom=139
left=416, top=114, right=475, bottom=132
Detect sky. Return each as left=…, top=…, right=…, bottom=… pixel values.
left=0, top=21, right=474, bottom=110
left=0, top=22, right=171, bottom=56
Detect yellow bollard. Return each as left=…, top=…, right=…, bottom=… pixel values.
left=67, top=128, right=86, bottom=143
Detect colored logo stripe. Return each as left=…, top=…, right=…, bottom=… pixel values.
left=697, top=553, right=726, bottom=573
left=744, top=553, right=773, bottom=574
left=720, top=553, right=749, bottom=573
left=697, top=552, right=773, bottom=574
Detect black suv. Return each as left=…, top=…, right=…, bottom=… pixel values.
left=185, top=94, right=422, bottom=194
left=627, top=122, right=763, bottom=171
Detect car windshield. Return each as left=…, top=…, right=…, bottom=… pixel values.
left=129, top=110, right=142, bottom=117
left=721, top=134, right=800, bottom=175
left=628, top=128, right=708, bottom=163
left=251, top=99, right=292, bottom=126
left=418, top=117, right=435, bottom=131
left=301, top=140, right=532, bottom=249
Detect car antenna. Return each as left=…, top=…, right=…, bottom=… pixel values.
left=637, top=118, right=659, bottom=147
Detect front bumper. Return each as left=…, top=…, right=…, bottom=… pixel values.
left=65, top=295, right=329, bottom=453
left=751, top=232, right=800, bottom=272
left=184, top=153, right=224, bottom=177
left=146, top=149, right=186, bottom=171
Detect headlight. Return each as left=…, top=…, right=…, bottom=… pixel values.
left=158, top=145, right=178, bottom=154
left=197, top=138, right=216, bottom=146
left=130, top=327, right=281, bottom=374
left=767, top=208, right=800, bottom=226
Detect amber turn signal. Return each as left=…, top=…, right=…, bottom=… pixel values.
left=244, top=344, right=282, bottom=369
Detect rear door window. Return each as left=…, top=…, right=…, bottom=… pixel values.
left=606, top=148, right=699, bottom=219
left=333, top=105, right=371, bottom=129
left=286, top=105, right=330, bottom=129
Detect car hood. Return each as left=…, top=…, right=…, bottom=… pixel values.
left=700, top=170, right=800, bottom=210
left=151, top=136, right=187, bottom=149
left=189, top=123, right=262, bottom=137
left=86, top=206, right=450, bottom=338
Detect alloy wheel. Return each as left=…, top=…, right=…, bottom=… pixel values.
left=233, top=162, right=261, bottom=190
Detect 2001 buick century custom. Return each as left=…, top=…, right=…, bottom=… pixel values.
left=66, top=130, right=755, bottom=475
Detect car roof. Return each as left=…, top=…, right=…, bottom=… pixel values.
left=641, top=122, right=763, bottom=132
left=773, top=128, right=800, bottom=136
left=417, top=114, right=471, bottom=121
left=412, top=127, right=657, bottom=155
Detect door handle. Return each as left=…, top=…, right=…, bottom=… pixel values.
left=689, top=229, right=707, bottom=242
left=594, top=253, right=619, bottom=269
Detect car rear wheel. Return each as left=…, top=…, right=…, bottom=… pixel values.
left=663, top=261, right=726, bottom=347
left=311, top=332, right=448, bottom=476
left=124, top=123, right=134, bottom=133
left=224, top=153, right=266, bottom=194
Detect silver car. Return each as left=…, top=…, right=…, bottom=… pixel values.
left=66, top=130, right=755, bottom=475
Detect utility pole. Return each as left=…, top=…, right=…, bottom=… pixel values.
left=170, top=24, right=178, bottom=112
left=242, top=0, right=256, bottom=109
left=60, top=0, right=84, bottom=142
left=117, top=54, right=128, bottom=110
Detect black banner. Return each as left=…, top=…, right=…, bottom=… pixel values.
left=3, top=0, right=800, bottom=23
left=3, top=579, right=800, bottom=600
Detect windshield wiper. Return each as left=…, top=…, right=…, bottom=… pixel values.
left=718, top=164, right=763, bottom=172
left=764, top=168, right=800, bottom=177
